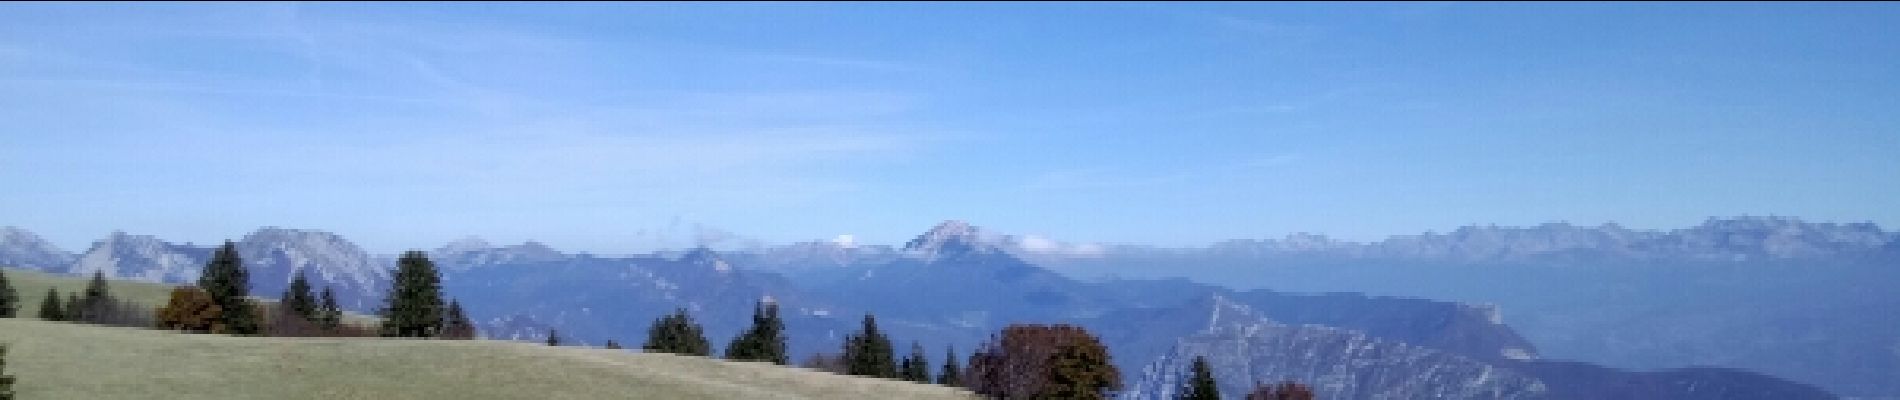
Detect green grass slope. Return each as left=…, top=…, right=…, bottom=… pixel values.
left=3, top=267, right=175, bottom=311
left=0, top=318, right=976, bottom=399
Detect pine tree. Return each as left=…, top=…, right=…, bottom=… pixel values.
left=77, top=271, right=113, bottom=322
left=842, top=314, right=897, bottom=378
left=35, top=288, right=60, bottom=321
left=723, top=301, right=788, bottom=364
left=316, top=287, right=342, bottom=330
left=1181, top=356, right=1220, bottom=400
left=61, top=293, right=79, bottom=323
left=643, top=308, right=711, bottom=356
left=937, top=346, right=962, bottom=387
left=0, top=343, right=15, bottom=400
left=0, top=269, right=16, bottom=318
left=380, top=251, right=445, bottom=338
left=546, top=329, right=561, bottom=346
left=198, top=241, right=259, bottom=334
left=442, top=299, right=475, bottom=339
left=281, top=270, right=317, bottom=322
left=901, top=342, right=931, bottom=383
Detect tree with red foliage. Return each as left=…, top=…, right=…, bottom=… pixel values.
left=965, top=324, right=1120, bottom=399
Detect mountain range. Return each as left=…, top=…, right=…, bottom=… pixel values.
left=2, top=217, right=1887, bottom=398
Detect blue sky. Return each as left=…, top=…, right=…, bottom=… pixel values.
left=3, top=2, right=1897, bottom=254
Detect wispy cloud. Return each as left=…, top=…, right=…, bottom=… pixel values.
left=0, top=4, right=957, bottom=252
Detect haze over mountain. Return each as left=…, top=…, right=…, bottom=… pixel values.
left=3, top=3, right=1895, bottom=400
left=5, top=217, right=1883, bottom=398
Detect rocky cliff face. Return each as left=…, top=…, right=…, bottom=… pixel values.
left=1120, top=298, right=1549, bottom=400
left=1117, top=294, right=1837, bottom=400
left=0, top=227, right=76, bottom=269
left=68, top=231, right=213, bottom=283
left=236, top=228, right=387, bottom=310
left=64, top=228, right=387, bottom=310
left=430, top=237, right=570, bottom=272
left=1230, top=290, right=1539, bottom=362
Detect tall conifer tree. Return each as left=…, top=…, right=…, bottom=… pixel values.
left=937, top=346, right=962, bottom=387
left=380, top=251, right=445, bottom=338
left=1181, top=356, right=1220, bottom=400
left=442, top=299, right=475, bottom=339
left=198, top=241, right=259, bottom=334
left=61, top=293, right=79, bottom=323
left=0, top=269, right=16, bottom=318
left=316, top=287, right=342, bottom=330
left=281, top=270, right=317, bottom=321
left=843, top=314, right=897, bottom=378
left=35, top=288, right=60, bottom=321
left=901, top=342, right=931, bottom=383
left=723, top=300, right=788, bottom=364
left=76, top=271, right=113, bottom=322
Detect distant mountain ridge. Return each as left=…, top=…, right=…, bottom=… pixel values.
left=38, top=227, right=387, bottom=310
left=0, top=217, right=1865, bottom=398
left=0, top=226, right=78, bottom=269
left=1121, top=296, right=1550, bottom=400
left=1192, top=216, right=1895, bottom=263
left=719, top=217, right=1898, bottom=271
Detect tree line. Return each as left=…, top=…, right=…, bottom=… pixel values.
left=0, top=242, right=471, bottom=339
left=0, top=244, right=1313, bottom=399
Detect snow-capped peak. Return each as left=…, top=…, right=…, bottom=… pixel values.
left=902, top=220, right=1000, bottom=262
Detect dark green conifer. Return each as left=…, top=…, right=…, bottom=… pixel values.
left=842, top=314, right=897, bottom=378
left=316, top=287, right=342, bottom=330
left=546, top=329, right=561, bottom=346
left=723, top=300, right=788, bottom=364
left=61, top=293, right=79, bottom=323
left=35, top=288, right=60, bottom=321
left=77, top=271, right=113, bottom=322
left=380, top=251, right=445, bottom=338
left=937, top=346, right=962, bottom=387
left=0, top=269, right=16, bottom=318
left=644, top=308, right=711, bottom=356
left=442, top=299, right=475, bottom=339
left=1181, top=355, right=1220, bottom=400
left=198, top=241, right=259, bottom=334
left=281, top=270, right=317, bottom=321
left=901, top=342, right=931, bottom=383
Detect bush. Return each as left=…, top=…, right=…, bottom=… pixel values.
left=800, top=353, right=848, bottom=374
left=156, top=286, right=225, bottom=334
left=965, top=324, right=1120, bottom=399
left=1244, top=381, right=1316, bottom=400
